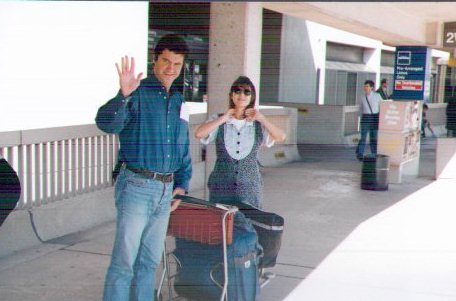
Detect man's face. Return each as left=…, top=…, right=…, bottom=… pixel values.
left=363, top=84, right=373, bottom=94
left=382, top=82, right=388, bottom=89
left=153, top=49, right=184, bottom=89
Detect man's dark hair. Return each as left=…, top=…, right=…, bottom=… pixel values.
left=364, top=80, right=375, bottom=88
left=154, top=34, right=189, bottom=61
left=381, top=78, right=387, bottom=85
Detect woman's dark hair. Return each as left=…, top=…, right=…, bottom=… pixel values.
left=154, top=34, right=189, bottom=61
left=228, top=76, right=256, bottom=110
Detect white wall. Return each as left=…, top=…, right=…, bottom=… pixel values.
left=279, top=16, right=383, bottom=105
left=0, top=1, right=149, bottom=131
left=279, top=17, right=318, bottom=104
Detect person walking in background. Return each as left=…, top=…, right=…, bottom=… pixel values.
left=376, top=78, right=390, bottom=100
left=356, top=80, right=383, bottom=161
left=95, top=34, right=192, bottom=301
left=195, top=76, right=286, bottom=209
left=421, top=103, right=435, bottom=138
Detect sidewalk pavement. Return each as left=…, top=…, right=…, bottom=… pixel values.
left=0, top=141, right=439, bottom=301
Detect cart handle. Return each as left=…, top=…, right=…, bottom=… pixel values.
left=174, top=194, right=238, bottom=211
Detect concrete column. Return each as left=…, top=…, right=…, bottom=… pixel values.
left=364, top=47, right=381, bottom=87
left=436, top=64, right=447, bottom=103
left=207, top=2, right=263, bottom=114
left=204, top=2, right=263, bottom=198
left=317, top=40, right=327, bottom=105
left=279, top=17, right=322, bottom=104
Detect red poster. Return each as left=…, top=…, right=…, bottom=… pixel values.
left=394, top=80, right=423, bottom=91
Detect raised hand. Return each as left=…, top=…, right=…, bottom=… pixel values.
left=222, top=108, right=235, bottom=122
left=245, top=108, right=265, bottom=122
left=115, top=56, right=143, bottom=97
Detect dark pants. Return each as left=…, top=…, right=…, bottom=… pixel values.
left=448, top=130, right=456, bottom=138
left=356, top=114, right=379, bottom=158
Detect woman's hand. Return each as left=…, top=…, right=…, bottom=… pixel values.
left=221, top=109, right=235, bottom=122
left=115, top=56, right=143, bottom=98
left=195, top=109, right=234, bottom=139
left=246, top=108, right=286, bottom=142
left=245, top=108, right=265, bottom=123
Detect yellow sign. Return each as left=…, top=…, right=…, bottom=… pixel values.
left=448, top=56, right=456, bottom=67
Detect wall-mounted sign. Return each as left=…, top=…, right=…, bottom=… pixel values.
left=392, top=46, right=431, bottom=102
left=443, top=22, right=456, bottom=48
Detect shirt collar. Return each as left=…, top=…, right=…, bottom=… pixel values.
left=227, top=118, right=254, bottom=127
left=143, top=74, right=179, bottom=95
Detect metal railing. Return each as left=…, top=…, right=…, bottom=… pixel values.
left=0, top=125, right=118, bottom=209
left=0, top=114, right=207, bottom=211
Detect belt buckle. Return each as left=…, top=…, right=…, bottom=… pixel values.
left=152, top=172, right=158, bottom=181
left=160, top=173, right=172, bottom=183
left=152, top=172, right=167, bottom=182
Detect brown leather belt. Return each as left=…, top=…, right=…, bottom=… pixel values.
left=125, top=165, right=174, bottom=183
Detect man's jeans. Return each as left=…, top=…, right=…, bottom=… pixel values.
left=103, top=166, right=173, bottom=301
left=356, top=114, right=379, bottom=158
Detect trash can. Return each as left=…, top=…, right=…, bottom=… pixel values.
left=361, top=154, right=389, bottom=191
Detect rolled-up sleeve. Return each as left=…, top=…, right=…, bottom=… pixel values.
left=262, top=126, right=275, bottom=148
left=199, top=114, right=220, bottom=145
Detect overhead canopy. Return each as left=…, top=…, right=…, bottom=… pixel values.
left=262, top=2, right=456, bottom=51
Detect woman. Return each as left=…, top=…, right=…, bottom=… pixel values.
left=195, top=76, right=286, bottom=209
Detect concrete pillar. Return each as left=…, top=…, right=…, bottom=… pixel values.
left=436, top=64, right=447, bottom=103
left=364, top=47, right=381, bottom=87
left=204, top=2, right=263, bottom=198
left=279, top=17, right=320, bottom=104
left=207, top=2, right=263, bottom=114
left=317, top=41, right=327, bottom=105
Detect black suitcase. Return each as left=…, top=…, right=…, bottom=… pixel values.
left=173, top=212, right=262, bottom=301
left=228, top=202, right=284, bottom=268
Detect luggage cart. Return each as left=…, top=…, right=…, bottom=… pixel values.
left=157, top=196, right=238, bottom=301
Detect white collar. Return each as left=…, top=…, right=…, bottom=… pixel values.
left=226, top=118, right=254, bottom=127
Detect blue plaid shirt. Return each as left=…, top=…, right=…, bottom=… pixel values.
left=95, top=75, right=192, bottom=191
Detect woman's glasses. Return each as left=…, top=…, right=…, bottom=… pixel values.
left=232, top=87, right=252, bottom=96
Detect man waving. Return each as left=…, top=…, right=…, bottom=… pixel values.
left=96, top=34, right=192, bottom=301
